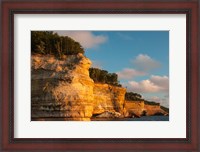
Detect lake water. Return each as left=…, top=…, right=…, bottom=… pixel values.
left=32, top=116, right=169, bottom=121
left=91, top=116, right=169, bottom=121
left=124, top=116, right=169, bottom=121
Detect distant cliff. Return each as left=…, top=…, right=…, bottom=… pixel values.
left=31, top=53, right=168, bottom=120
left=31, top=53, right=126, bottom=120
left=124, top=100, right=168, bottom=118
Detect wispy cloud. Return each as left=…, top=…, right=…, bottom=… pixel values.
left=55, top=31, right=107, bottom=49
left=132, top=54, right=161, bottom=71
left=117, top=68, right=146, bottom=80
left=125, top=75, right=169, bottom=93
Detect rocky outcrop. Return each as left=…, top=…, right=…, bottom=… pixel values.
left=31, top=54, right=127, bottom=120
left=31, top=53, right=94, bottom=120
left=144, top=104, right=167, bottom=116
left=124, top=101, right=145, bottom=117
left=124, top=100, right=167, bottom=117
left=93, top=83, right=126, bottom=117
left=95, top=111, right=122, bottom=118
left=31, top=53, right=167, bottom=121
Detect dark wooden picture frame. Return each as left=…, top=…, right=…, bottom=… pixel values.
left=1, top=0, right=199, bottom=151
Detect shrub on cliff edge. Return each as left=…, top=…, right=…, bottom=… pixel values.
left=89, top=68, right=122, bottom=87
left=125, top=92, right=143, bottom=101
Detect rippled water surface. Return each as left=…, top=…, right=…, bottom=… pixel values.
left=32, top=116, right=169, bottom=121
left=92, top=116, right=169, bottom=121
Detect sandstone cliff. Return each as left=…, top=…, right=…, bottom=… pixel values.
left=124, top=100, right=168, bottom=117
left=144, top=104, right=167, bottom=116
left=31, top=53, right=126, bottom=120
left=31, top=53, right=167, bottom=121
left=93, top=83, right=126, bottom=117
left=124, top=101, right=145, bottom=117
left=31, top=53, right=94, bottom=120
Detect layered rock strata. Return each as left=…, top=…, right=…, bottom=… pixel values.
left=31, top=54, right=126, bottom=120
left=124, top=101, right=145, bottom=117
left=93, top=83, right=126, bottom=117
left=124, top=100, right=167, bottom=117
left=31, top=53, right=94, bottom=120
left=31, top=53, right=167, bottom=120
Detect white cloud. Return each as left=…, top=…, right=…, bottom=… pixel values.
left=150, top=75, right=169, bottom=91
left=128, top=80, right=161, bottom=93
left=117, top=68, right=146, bottom=79
left=55, top=31, right=107, bottom=49
left=125, top=75, right=169, bottom=93
left=132, top=54, right=161, bottom=71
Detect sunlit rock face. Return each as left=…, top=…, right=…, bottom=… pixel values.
left=31, top=53, right=94, bottom=120
left=31, top=53, right=166, bottom=121
left=31, top=53, right=127, bottom=120
left=93, top=83, right=126, bottom=117
left=124, top=101, right=167, bottom=117
left=124, top=101, right=145, bottom=117
left=144, top=105, right=167, bottom=116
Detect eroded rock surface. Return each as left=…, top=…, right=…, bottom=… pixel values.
left=93, top=83, right=126, bottom=116
left=31, top=53, right=167, bottom=121
left=31, top=53, right=94, bottom=120
left=124, top=100, right=167, bottom=117
left=31, top=54, right=127, bottom=120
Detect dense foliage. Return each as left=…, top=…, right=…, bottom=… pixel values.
left=144, top=100, right=160, bottom=106
left=89, top=68, right=121, bottom=87
left=125, top=92, right=161, bottom=106
left=125, top=92, right=143, bottom=101
left=31, top=31, right=84, bottom=57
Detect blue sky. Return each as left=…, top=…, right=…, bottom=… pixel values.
left=56, top=31, right=169, bottom=108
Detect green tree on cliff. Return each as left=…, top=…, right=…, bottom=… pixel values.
left=89, top=68, right=121, bottom=87
left=31, top=31, right=84, bottom=56
left=125, top=92, right=143, bottom=101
